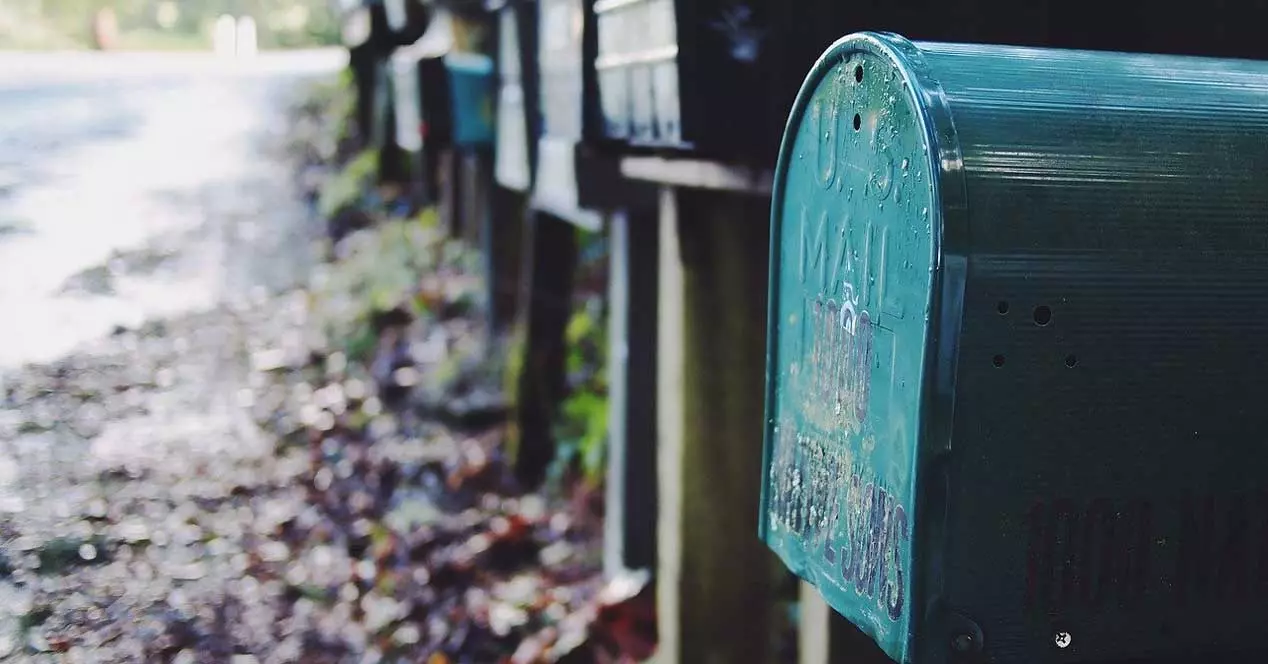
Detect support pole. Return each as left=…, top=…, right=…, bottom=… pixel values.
left=605, top=208, right=659, bottom=575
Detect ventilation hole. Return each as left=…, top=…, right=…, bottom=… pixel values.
left=853, top=113, right=862, bottom=131
left=1065, top=354, right=1079, bottom=368
left=1033, top=305, right=1053, bottom=326
left=996, top=301, right=1010, bottom=315
left=854, top=65, right=864, bottom=83
left=992, top=354, right=1006, bottom=368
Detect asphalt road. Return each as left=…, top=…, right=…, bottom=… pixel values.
left=0, top=49, right=345, bottom=368
left=0, top=49, right=347, bottom=660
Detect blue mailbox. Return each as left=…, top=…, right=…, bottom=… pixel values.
left=390, top=12, right=496, bottom=154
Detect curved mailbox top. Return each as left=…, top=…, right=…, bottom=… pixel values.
left=384, top=0, right=408, bottom=32
left=339, top=2, right=374, bottom=48
left=762, top=32, right=1268, bottom=664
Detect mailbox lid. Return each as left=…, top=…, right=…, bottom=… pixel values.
left=761, top=33, right=964, bottom=663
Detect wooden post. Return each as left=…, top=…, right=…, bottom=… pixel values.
left=440, top=149, right=461, bottom=238
left=459, top=150, right=486, bottom=246
left=512, top=211, right=577, bottom=488
left=604, top=208, right=659, bottom=576
left=798, top=583, right=892, bottom=664
left=348, top=45, right=378, bottom=148
left=460, top=149, right=507, bottom=332
left=487, top=185, right=525, bottom=335
left=654, top=186, right=781, bottom=664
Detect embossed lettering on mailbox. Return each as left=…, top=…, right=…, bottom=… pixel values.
left=762, top=52, right=937, bottom=662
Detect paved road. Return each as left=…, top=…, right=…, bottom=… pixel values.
left=0, top=50, right=347, bottom=659
left=0, top=49, right=345, bottom=368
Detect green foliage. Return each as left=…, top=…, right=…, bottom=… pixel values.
left=560, top=390, right=608, bottom=479
left=502, top=323, right=528, bottom=464
left=548, top=300, right=609, bottom=487
left=311, top=210, right=444, bottom=363
left=318, top=149, right=379, bottom=219
left=288, top=71, right=357, bottom=166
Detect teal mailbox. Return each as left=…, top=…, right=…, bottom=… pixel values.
left=761, top=32, right=1268, bottom=664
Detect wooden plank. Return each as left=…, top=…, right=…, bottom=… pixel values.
left=798, top=583, right=894, bottom=664
left=655, top=186, right=687, bottom=663
left=604, top=207, right=659, bottom=576
left=620, top=156, right=774, bottom=195
left=654, top=186, right=780, bottom=663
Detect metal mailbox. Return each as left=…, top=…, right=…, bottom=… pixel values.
left=593, top=0, right=771, bottom=155
left=537, top=0, right=600, bottom=144
left=591, top=1, right=1060, bottom=161
left=389, top=8, right=495, bottom=206
left=530, top=0, right=607, bottom=226
left=391, top=20, right=496, bottom=154
left=761, top=32, right=1268, bottom=664
left=336, top=0, right=369, bottom=49
left=491, top=0, right=538, bottom=192
left=384, top=0, right=431, bottom=46
left=445, top=53, right=497, bottom=147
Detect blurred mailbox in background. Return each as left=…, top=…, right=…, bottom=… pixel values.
left=392, top=14, right=496, bottom=152
left=589, top=0, right=1040, bottom=161
left=593, top=0, right=821, bottom=160
left=384, top=0, right=431, bottom=45
left=761, top=31, right=1268, bottom=664
left=530, top=0, right=601, bottom=225
left=491, top=0, right=537, bottom=192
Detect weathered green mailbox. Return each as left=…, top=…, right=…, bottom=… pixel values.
left=761, top=32, right=1268, bottom=664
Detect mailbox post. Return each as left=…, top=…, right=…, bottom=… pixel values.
left=337, top=0, right=392, bottom=149
left=761, top=31, right=1268, bottom=664
left=390, top=33, right=496, bottom=236
left=389, top=4, right=505, bottom=340
left=513, top=0, right=653, bottom=497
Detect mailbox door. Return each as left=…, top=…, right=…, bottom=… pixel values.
left=445, top=52, right=496, bottom=148
left=762, top=36, right=961, bottom=663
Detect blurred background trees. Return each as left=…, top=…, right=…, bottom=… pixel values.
left=0, top=0, right=340, bottom=50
